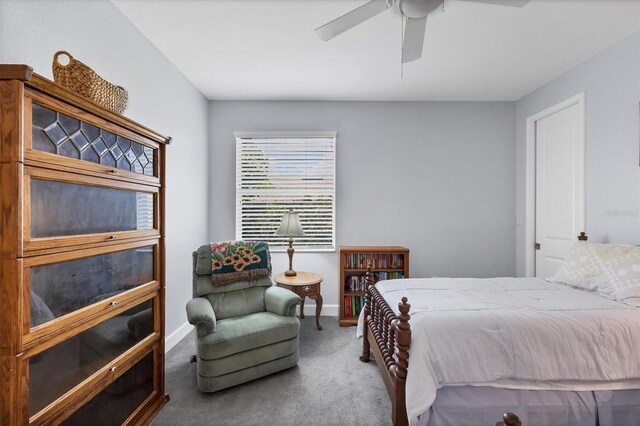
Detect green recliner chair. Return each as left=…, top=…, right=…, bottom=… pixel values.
left=186, top=243, right=301, bottom=392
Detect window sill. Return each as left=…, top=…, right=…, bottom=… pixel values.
left=270, top=247, right=336, bottom=253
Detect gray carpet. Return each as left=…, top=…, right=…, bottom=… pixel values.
left=154, top=316, right=391, bottom=426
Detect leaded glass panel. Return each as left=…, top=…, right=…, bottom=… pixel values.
left=32, top=103, right=155, bottom=176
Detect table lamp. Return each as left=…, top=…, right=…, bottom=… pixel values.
left=275, top=209, right=305, bottom=276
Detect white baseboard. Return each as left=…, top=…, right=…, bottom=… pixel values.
left=299, top=303, right=338, bottom=317
left=165, top=321, right=192, bottom=353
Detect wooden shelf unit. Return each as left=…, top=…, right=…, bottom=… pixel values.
left=339, top=246, right=409, bottom=327
left=0, top=65, right=169, bottom=425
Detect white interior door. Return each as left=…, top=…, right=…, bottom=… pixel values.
left=535, top=102, right=584, bottom=277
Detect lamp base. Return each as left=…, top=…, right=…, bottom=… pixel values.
left=285, top=239, right=297, bottom=277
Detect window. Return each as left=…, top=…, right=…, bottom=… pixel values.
left=235, top=132, right=336, bottom=251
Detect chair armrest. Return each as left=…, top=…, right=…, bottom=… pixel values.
left=186, top=297, right=216, bottom=337
left=265, top=286, right=301, bottom=317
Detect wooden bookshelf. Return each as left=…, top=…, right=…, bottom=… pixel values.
left=339, top=246, right=410, bottom=327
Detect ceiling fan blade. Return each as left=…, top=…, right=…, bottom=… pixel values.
left=402, top=15, right=428, bottom=63
left=315, top=0, right=393, bottom=41
left=458, top=0, right=529, bottom=7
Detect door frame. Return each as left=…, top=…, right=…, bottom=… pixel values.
left=524, top=92, right=586, bottom=277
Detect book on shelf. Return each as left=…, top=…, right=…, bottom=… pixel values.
left=344, top=271, right=405, bottom=292
left=344, top=295, right=366, bottom=317
left=375, top=271, right=404, bottom=281
left=345, top=275, right=366, bottom=291
left=343, top=253, right=405, bottom=270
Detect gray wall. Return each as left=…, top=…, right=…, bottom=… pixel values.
left=209, top=101, right=516, bottom=308
left=0, top=0, right=210, bottom=337
left=515, top=32, right=640, bottom=276
left=6, top=1, right=630, bottom=324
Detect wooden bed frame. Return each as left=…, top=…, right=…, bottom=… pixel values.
left=359, top=267, right=521, bottom=426
left=359, top=233, right=590, bottom=425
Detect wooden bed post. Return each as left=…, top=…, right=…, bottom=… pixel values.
left=497, top=413, right=522, bottom=426
left=360, top=264, right=374, bottom=363
left=390, top=297, right=411, bottom=426
left=360, top=271, right=412, bottom=426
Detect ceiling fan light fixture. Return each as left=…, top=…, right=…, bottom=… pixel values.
left=399, top=0, right=443, bottom=19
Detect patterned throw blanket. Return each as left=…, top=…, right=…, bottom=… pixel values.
left=210, top=241, right=272, bottom=286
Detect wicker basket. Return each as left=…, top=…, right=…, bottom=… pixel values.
left=52, top=51, right=128, bottom=114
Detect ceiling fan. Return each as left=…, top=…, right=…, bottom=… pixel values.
left=315, top=0, right=530, bottom=63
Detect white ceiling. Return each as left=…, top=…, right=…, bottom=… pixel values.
left=112, top=0, right=640, bottom=101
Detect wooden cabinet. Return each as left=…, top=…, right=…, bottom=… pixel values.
left=339, top=246, right=409, bottom=327
left=0, top=65, right=169, bottom=425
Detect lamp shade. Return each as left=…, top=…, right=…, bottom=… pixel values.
left=275, top=210, right=305, bottom=237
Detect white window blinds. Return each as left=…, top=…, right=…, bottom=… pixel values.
left=235, top=133, right=336, bottom=251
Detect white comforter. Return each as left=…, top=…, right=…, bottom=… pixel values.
left=358, top=277, right=640, bottom=426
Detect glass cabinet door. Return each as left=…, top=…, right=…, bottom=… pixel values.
left=61, top=350, right=156, bottom=425
left=27, top=244, right=157, bottom=329
left=24, top=166, right=159, bottom=252
left=28, top=298, right=155, bottom=416
left=30, top=179, right=154, bottom=238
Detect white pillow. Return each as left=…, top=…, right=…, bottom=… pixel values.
left=548, top=242, right=640, bottom=306
left=547, top=242, right=601, bottom=291
left=593, top=244, right=640, bottom=306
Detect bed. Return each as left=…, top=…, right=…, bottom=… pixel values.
left=357, top=236, right=640, bottom=426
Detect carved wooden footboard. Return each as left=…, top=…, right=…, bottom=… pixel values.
left=359, top=266, right=411, bottom=426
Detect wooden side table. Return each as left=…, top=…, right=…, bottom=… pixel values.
left=273, top=271, right=323, bottom=330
